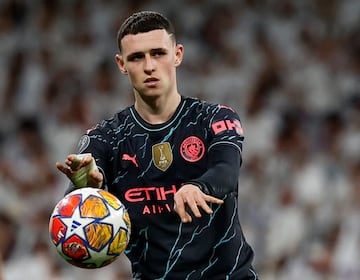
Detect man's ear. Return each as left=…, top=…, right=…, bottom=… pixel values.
left=174, top=44, right=184, bottom=67
left=115, top=54, right=128, bottom=74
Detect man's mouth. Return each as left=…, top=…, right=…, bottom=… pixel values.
left=144, top=77, right=158, bottom=82
left=144, top=77, right=159, bottom=86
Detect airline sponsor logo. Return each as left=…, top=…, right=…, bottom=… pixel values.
left=124, top=185, right=177, bottom=215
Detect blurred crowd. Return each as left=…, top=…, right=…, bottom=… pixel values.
left=0, top=0, right=359, bottom=279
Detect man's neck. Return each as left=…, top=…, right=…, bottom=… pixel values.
left=134, top=93, right=181, bottom=125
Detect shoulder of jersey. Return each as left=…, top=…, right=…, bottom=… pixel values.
left=87, top=107, right=132, bottom=134
left=185, top=97, right=219, bottom=112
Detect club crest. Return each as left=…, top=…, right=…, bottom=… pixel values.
left=152, top=142, right=173, bottom=171
left=180, top=136, right=205, bottom=162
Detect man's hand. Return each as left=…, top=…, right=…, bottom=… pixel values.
left=173, top=184, right=224, bottom=223
left=56, top=154, right=103, bottom=188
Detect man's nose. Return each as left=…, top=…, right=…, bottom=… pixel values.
left=144, top=54, right=155, bottom=73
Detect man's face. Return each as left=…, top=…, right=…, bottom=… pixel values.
left=116, top=29, right=183, bottom=99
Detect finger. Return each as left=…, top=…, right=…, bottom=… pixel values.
left=196, top=199, right=213, bottom=215
left=204, top=194, right=224, bottom=205
left=173, top=196, right=186, bottom=218
left=67, top=154, right=77, bottom=161
left=55, top=162, right=73, bottom=177
left=174, top=197, right=192, bottom=223
left=68, top=158, right=81, bottom=170
left=80, top=155, right=93, bottom=167
left=179, top=211, right=192, bottom=223
left=88, top=169, right=103, bottom=187
left=188, top=194, right=222, bottom=216
left=67, top=154, right=93, bottom=170
left=186, top=198, right=202, bottom=218
left=63, top=156, right=79, bottom=171
left=199, top=195, right=224, bottom=214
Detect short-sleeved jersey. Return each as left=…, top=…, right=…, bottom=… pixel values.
left=75, top=96, right=256, bottom=279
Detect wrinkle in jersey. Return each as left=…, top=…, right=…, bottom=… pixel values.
left=125, top=227, right=150, bottom=262
left=108, top=118, right=135, bottom=149
left=185, top=270, right=197, bottom=280
left=114, top=115, right=132, bottom=134
left=89, top=134, right=107, bottom=144
left=113, top=170, right=128, bottom=184
left=186, top=109, right=203, bottom=128
left=207, top=106, right=222, bottom=129
left=133, top=133, right=149, bottom=158
left=138, top=161, right=153, bottom=178
left=201, top=197, right=239, bottom=278
left=161, top=202, right=224, bottom=279
left=162, top=103, right=193, bottom=142
left=115, top=124, right=136, bottom=148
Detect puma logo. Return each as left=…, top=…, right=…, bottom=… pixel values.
left=122, top=154, right=139, bottom=167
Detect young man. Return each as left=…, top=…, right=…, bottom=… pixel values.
left=56, top=11, right=258, bottom=280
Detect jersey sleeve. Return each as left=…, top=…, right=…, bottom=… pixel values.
left=185, top=105, right=244, bottom=197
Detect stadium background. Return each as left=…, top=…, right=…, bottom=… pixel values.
left=0, top=0, right=359, bottom=279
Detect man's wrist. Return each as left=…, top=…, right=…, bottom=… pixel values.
left=182, top=181, right=211, bottom=195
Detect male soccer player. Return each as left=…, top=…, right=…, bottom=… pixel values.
left=57, top=11, right=258, bottom=279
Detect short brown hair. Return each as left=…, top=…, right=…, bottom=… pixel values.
left=117, top=11, right=175, bottom=52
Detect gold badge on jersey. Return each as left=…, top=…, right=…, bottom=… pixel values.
left=152, top=142, right=173, bottom=171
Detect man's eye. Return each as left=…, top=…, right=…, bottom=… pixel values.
left=129, top=54, right=143, bottom=61
left=153, top=51, right=166, bottom=57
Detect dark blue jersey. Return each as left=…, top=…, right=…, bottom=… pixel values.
left=70, top=96, right=257, bottom=279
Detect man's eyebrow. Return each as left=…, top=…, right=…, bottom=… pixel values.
left=126, top=52, right=143, bottom=60
left=127, top=48, right=168, bottom=60
left=151, top=48, right=167, bottom=52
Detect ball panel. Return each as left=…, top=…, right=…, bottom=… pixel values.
left=49, top=216, right=67, bottom=245
left=85, top=222, right=113, bottom=251
left=99, top=190, right=122, bottom=209
left=123, top=210, right=131, bottom=231
left=109, top=228, right=128, bottom=255
left=58, top=194, right=82, bottom=217
left=80, top=195, right=109, bottom=218
left=62, top=234, right=90, bottom=261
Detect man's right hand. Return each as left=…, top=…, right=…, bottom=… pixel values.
left=56, top=154, right=103, bottom=188
left=173, top=184, right=224, bottom=223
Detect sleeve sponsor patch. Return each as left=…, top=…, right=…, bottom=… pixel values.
left=77, top=135, right=90, bottom=153
left=211, top=119, right=243, bottom=135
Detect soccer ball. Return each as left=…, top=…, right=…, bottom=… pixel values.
left=49, top=187, right=131, bottom=269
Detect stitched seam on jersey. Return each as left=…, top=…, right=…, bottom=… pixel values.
left=208, top=141, right=242, bottom=153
